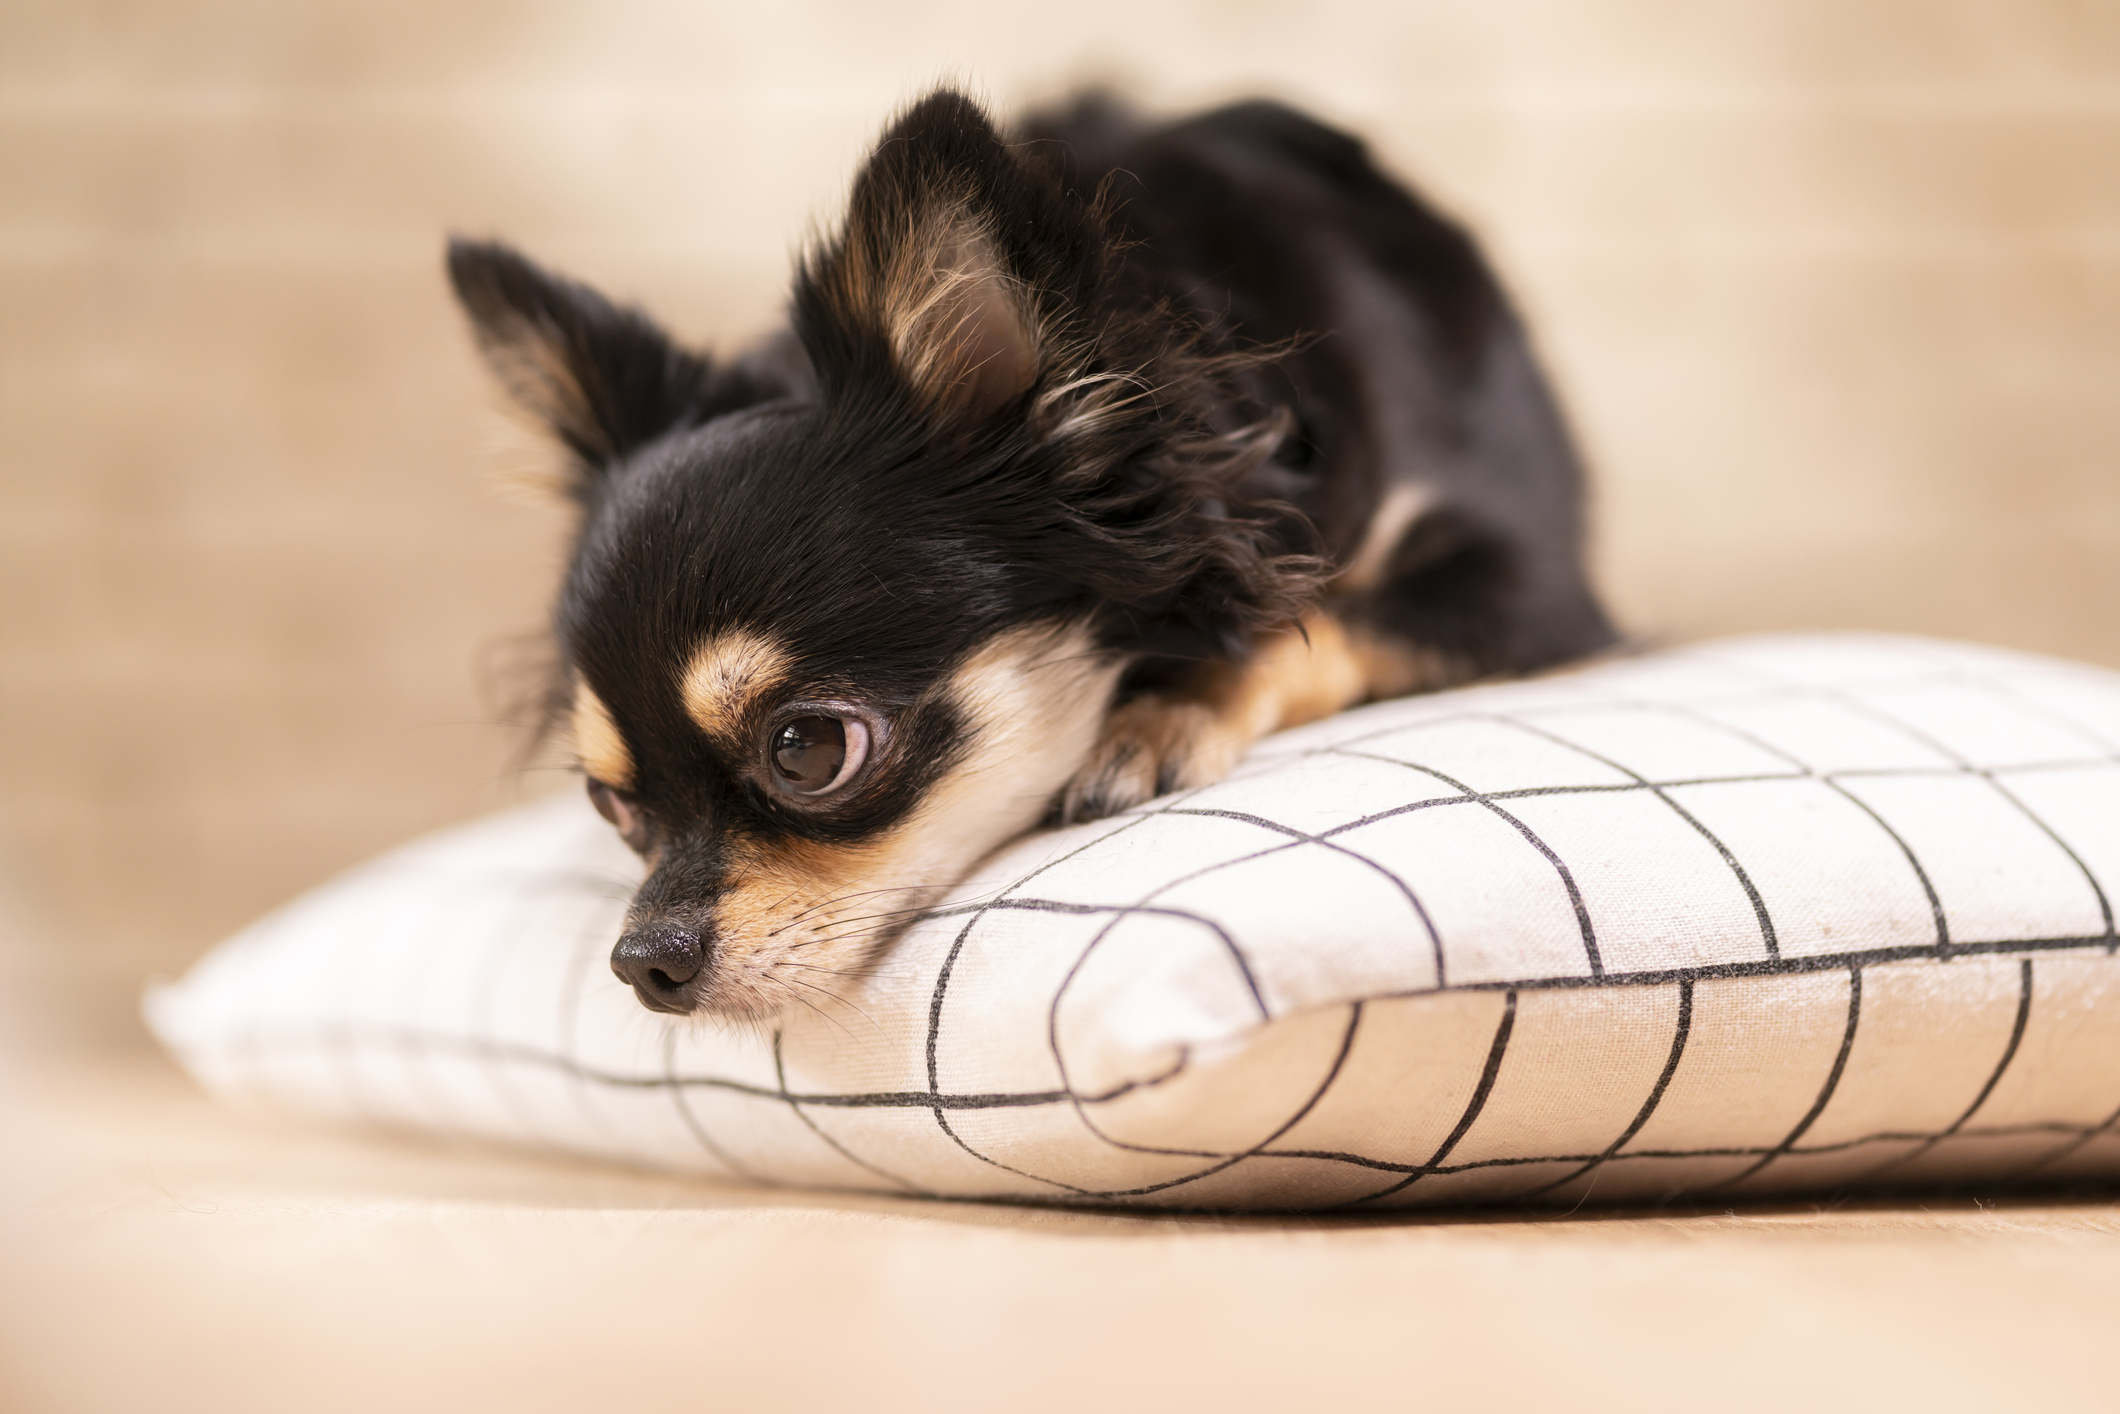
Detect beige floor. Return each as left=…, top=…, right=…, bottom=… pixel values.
left=6, top=2, right=2120, bottom=1409
left=8, top=1042, right=2120, bottom=1414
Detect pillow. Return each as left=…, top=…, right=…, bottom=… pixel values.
left=147, top=633, right=2120, bottom=1210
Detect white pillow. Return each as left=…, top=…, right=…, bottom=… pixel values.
left=148, top=633, right=2120, bottom=1209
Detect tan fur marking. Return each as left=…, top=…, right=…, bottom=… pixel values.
left=1236, top=612, right=1373, bottom=732
left=1062, top=612, right=1375, bottom=821
left=1345, top=624, right=1472, bottom=699
left=1333, top=481, right=1435, bottom=593
left=684, top=622, right=1121, bottom=1020
left=572, top=684, right=633, bottom=790
left=477, top=314, right=602, bottom=456
left=690, top=835, right=889, bottom=1020
left=682, top=629, right=794, bottom=742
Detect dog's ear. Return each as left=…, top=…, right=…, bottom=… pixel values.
left=796, top=89, right=1101, bottom=428
left=446, top=238, right=710, bottom=473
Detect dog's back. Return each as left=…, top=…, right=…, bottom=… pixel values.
left=1022, top=96, right=1615, bottom=687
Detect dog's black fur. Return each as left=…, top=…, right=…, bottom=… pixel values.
left=448, top=88, right=1614, bottom=1018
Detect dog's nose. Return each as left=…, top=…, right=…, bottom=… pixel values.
left=610, top=926, right=707, bottom=1014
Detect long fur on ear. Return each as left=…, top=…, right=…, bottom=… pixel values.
left=446, top=238, right=711, bottom=480
left=793, top=91, right=1103, bottom=428
left=887, top=221, right=1038, bottom=421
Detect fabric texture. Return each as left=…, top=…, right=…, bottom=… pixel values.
left=148, top=633, right=2120, bottom=1209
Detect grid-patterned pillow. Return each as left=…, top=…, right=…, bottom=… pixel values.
left=148, top=633, right=2120, bottom=1209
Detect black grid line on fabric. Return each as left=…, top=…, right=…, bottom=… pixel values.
left=2019, top=1098, right=2120, bottom=1176
left=1220, top=636, right=2120, bottom=774
left=1243, top=653, right=2120, bottom=798
left=1561, top=690, right=1961, bottom=955
left=1024, top=827, right=1364, bottom=1189
left=1712, top=967, right=1864, bottom=1191
left=1514, top=979, right=1695, bottom=1203
left=1913, top=656, right=2120, bottom=759
left=1286, top=753, right=2120, bottom=797
left=1571, top=683, right=2115, bottom=973
left=1821, top=777, right=1954, bottom=954
left=1026, top=1008, right=1381, bottom=1171
left=1784, top=639, right=2120, bottom=752
left=556, top=899, right=633, bottom=1145
left=1251, top=1118, right=2118, bottom=1181
left=1857, top=959, right=2035, bottom=1185
left=1224, top=662, right=2112, bottom=770
left=1852, top=650, right=2120, bottom=959
left=377, top=918, right=476, bottom=1138
left=916, top=783, right=1332, bottom=1193
left=962, top=908, right=2112, bottom=994
left=1960, top=774, right=2112, bottom=937
left=1807, top=679, right=2115, bottom=943
left=909, top=797, right=1210, bottom=1185
left=918, top=912, right=1057, bottom=1188
left=904, top=747, right=2120, bottom=960
left=231, top=1029, right=2120, bottom=1177
left=946, top=708, right=1690, bottom=1196
left=920, top=999, right=1364, bottom=1202
left=1907, top=661, right=2120, bottom=962
left=465, top=883, right=575, bottom=1144
left=1327, top=754, right=1605, bottom=977
left=1482, top=716, right=1783, bottom=960
left=663, top=1024, right=766, bottom=1185
left=1086, top=1002, right=1366, bottom=1202
left=224, top=985, right=2117, bottom=1201
left=229, top=643, right=2120, bottom=1208
left=911, top=780, right=1271, bottom=1187
left=233, top=1024, right=1194, bottom=1109
left=771, top=1027, right=925, bottom=1194
left=1683, top=652, right=2120, bottom=951
left=320, top=872, right=632, bottom=1137
left=1583, top=668, right=1965, bottom=963
left=1139, top=806, right=1445, bottom=985
left=1337, top=990, right=1518, bottom=1208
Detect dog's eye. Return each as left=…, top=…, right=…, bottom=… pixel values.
left=769, top=715, right=869, bottom=796
left=585, top=777, right=652, bottom=853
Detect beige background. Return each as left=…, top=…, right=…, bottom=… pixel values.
left=4, top=4, right=2120, bottom=1410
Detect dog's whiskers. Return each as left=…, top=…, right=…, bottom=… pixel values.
left=773, top=972, right=873, bottom=1033
left=802, top=920, right=927, bottom=953
left=779, top=877, right=1011, bottom=941
left=779, top=960, right=877, bottom=980
left=783, top=973, right=875, bottom=1024
left=795, top=898, right=946, bottom=935
left=776, top=986, right=858, bottom=1042
left=766, top=882, right=939, bottom=937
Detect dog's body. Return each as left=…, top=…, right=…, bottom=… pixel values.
left=448, top=89, right=1613, bottom=1018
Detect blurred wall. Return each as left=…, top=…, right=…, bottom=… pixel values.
left=4, top=0, right=2117, bottom=1032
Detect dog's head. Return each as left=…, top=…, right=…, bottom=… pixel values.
left=449, top=90, right=1305, bottom=1018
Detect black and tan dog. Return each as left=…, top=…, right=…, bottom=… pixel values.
left=447, top=87, right=1613, bottom=1018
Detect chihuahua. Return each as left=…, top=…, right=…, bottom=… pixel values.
left=447, top=88, right=1613, bottom=1018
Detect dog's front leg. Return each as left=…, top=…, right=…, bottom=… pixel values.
left=1058, top=613, right=1381, bottom=822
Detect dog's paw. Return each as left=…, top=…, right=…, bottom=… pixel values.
left=1057, top=695, right=1249, bottom=823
